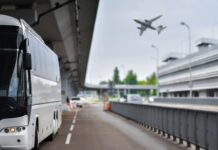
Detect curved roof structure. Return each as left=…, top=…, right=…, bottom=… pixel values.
left=0, top=0, right=99, bottom=91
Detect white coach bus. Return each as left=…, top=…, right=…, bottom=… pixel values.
left=0, top=15, right=62, bottom=149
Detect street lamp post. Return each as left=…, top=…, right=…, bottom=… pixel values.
left=180, top=22, right=192, bottom=97
left=151, top=45, right=159, bottom=97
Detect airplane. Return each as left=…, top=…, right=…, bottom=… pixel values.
left=134, top=15, right=166, bottom=36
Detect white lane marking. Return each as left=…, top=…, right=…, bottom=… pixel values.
left=72, top=119, right=76, bottom=124
left=65, top=133, right=72, bottom=145
left=70, top=125, right=74, bottom=131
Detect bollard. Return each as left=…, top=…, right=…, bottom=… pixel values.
left=179, top=139, right=183, bottom=144
left=195, top=145, right=200, bottom=150
left=173, top=136, right=176, bottom=141
left=187, top=141, right=191, bottom=147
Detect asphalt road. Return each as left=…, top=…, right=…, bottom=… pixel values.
left=40, top=103, right=189, bottom=150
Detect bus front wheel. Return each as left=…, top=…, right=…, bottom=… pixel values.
left=32, top=124, right=39, bottom=150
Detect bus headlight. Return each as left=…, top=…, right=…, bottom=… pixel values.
left=10, top=128, right=16, bottom=133
left=1, top=126, right=26, bottom=133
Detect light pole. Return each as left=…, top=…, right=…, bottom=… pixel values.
left=180, top=22, right=192, bottom=97
left=151, top=45, right=159, bottom=97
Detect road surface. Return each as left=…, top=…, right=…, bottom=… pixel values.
left=40, top=103, right=188, bottom=150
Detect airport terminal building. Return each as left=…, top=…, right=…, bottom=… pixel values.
left=158, top=38, right=218, bottom=98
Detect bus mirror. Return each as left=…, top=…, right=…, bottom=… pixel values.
left=20, top=39, right=29, bottom=52
left=24, top=53, right=32, bottom=70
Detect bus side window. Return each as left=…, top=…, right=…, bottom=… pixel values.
left=52, top=54, right=56, bottom=81
left=27, top=33, right=34, bottom=72
left=35, top=37, right=41, bottom=75
left=46, top=50, right=51, bottom=80
left=39, top=45, right=44, bottom=77
left=48, top=53, right=56, bottom=81
left=56, top=58, right=60, bottom=81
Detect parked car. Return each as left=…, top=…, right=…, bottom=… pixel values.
left=126, top=94, right=143, bottom=104
left=119, top=97, right=127, bottom=102
left=71, top=97, right=83, bottom=108
left=148, top=96, right=157, bottom=102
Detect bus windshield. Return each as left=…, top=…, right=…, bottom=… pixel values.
left=0, top=26, right=25, bottom=120
left=0, top=26, right=22, bottom=49
left=0, top=51, right=18, bottom=98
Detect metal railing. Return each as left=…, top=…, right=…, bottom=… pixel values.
left=110, top=102, right=218, bottom=150
left=154, top=97, right=218, bottom=106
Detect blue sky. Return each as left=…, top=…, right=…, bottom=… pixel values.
left=86, top=0, right=218, bottom=84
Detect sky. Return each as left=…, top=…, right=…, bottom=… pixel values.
left=86, top=0, right=218, bottom=84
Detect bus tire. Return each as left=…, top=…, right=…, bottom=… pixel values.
left=32, top=124, right=39, bottom=150
left=48, top=132, right=55, bottom=141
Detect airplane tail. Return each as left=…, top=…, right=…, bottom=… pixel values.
left=156, top=25, right=166, bottom=34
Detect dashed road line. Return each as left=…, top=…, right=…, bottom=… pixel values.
left=72, top=119, right=76, bottom=124
left=70, top=125, right=74, bottom=131
left=64, top=111, right=78, bottom=145
left=65, top=133, right=72, bottom=145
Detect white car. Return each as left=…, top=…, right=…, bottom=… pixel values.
left=148, top=96, right=157, bottom=102
left=71, top=97, right=83, bottom=108
left=119, top=97, right=127, bottom=102
left=126, top=94, right=143, bottom=104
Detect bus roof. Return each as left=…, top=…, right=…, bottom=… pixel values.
left=0, top=15, right=21, bottom=27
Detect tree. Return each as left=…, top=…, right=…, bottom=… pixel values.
left=146, top=73, right=157, bottom=85
left=137, top=80, right=146, bottom=85
left=124, top=70, right=138, bottom=85
left=112, top=67, right=121, bottom=84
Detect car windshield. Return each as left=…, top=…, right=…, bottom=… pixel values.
left=128, top=94, right=141, bottom=101
left=71, top=97, right=80, bottom=101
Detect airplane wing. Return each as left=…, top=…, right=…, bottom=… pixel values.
left=138, top=25, right=146, bottom=36
left=149, top=15, right=162, bottom=22
left=134, top=19, right=144, bottom=25
left=139, top=29, right=145, bottom=36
